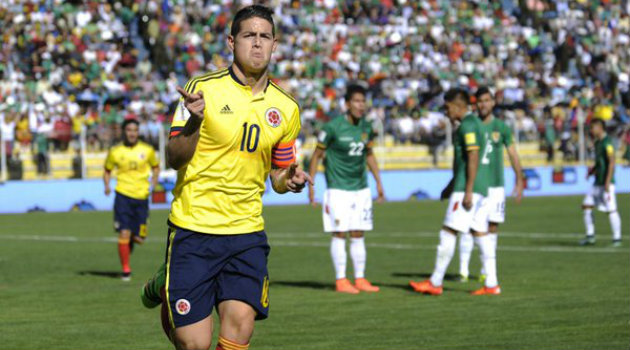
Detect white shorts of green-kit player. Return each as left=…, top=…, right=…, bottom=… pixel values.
left=487, top=187, right=506, bottom=223
left=323, top=188, right=373, bottom=232
left=443, top=192, right=489, bottom=233
left=583, top=185, right=618, bottom=212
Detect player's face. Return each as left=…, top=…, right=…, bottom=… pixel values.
left=124, top=123, right=139, bottom=145
left=444, top=100, right=466, bottom=121
left=228, top=17, right=277, bottom=74
left=347, top=92, right=366, bottom=119
left=590, top=122, right=603, bottom=138
left=476, top=93, right=495, bottom=118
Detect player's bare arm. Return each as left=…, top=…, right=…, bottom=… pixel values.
left=440, top=179, right=454, bottom=200
left=464, top=149, right=479, bottom=210
left=151, top=166, right=160, bottom=189
left=605, top=147, right=615, bottom=192
left=366, top=147, right=385, bottom=203
left=103, top=169, right=112, bottom=196
left=507, top=144, right=524, bottom=203
left=270, top=163, right=313, bottom=194
left=308, top=147, right=325, bottom=206
left=166, top=87, right=205, bottom=170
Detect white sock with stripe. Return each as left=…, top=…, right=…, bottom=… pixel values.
left=476, top=235, right=498, bottom=288
left=610, top=211, right=622, bottom=241
left=459, top=232, right=474, bottom=277
left=430, top=230, right=457, bottom=287
left=350, top=237, right=366, bottom=279
left=584, top=209, right=595, bottom=236
left=330, top=237, right=347, bottom=280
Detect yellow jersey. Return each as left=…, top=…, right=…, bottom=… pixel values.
left=168, top=67, right=300, bottom=235
left=104, top=141, right=159, bottom=200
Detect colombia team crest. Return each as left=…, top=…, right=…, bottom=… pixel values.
left=265, top=108, right=282, bottom=128
left=175, top=299, right=191, bottom=315
left=492, top=131, right=500, bottom=142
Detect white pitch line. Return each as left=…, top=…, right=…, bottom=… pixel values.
left=0, top=234, right=625, bottom=254
left=270, top=231, right=583, bottom=239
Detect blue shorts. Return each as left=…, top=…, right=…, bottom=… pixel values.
left=113, top=192, right=149, bottom=238
left=165, top=225, right=270, bottom=328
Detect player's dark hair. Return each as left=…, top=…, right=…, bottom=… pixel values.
left=590, top=118, right=606, bottom=129
left=345, top=84, right=366, bottom=101
left=121, top=118, right=140, bottom=130
left=475, top=86, right=493, bottom=100
left=444, top=88, right=469, bottom=105
left=231, top=5, right=275, bottom=37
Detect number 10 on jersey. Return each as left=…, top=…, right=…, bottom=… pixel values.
left=240, top=122, right=260, bottom=152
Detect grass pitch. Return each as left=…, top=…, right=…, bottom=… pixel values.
left=0, top=195, right=628, bottom=349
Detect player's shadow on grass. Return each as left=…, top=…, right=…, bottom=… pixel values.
left=270, top=280, right=334, bottom=291
left=78, top=270, right=124, bottom=279
left=392, top=272, right=474, bottom=281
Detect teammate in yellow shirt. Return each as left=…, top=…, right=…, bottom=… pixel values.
left=103, top=118, right=159, bottom=281
left=140, top=5, right=311, bottom=350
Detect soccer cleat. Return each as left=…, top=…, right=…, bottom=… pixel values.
left=354, top=278, right=380, bottom=292
left=579, top=236, right=596, bottom=246
left=335, top=278, right=360, bottom=294
left=409, top=279, right=443, bottom=295
left=456, top=274, right=469, bottom=283
left=612, top=239, right=622, bottom=247
left=141, top=263, right=166, bottom=308
left=121, top=272, right=131, bottom=282
left=471, top=285, right=501, bottom=295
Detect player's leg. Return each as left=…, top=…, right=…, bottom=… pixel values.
left=410, top=192, right=472, bottom=295
left=141, top=261, right=166, bottom=308
left=350, top=231, right=379, bottom=292
left=471, top=196, right=500, bottom=295
left=604, top=185, right=621, bottom=246
left=215, top=231, right=271, bottom=349
left=323, top=189, right=358, bottom=293
left=132, top=198, right=149, bottom=245
left=482, top=187, right=505, bottom=281
left=113, top=193, right=133, bottom=280
left=350, top=188, right=378, bottom=292
left=458, top=232, right=474, bottom=282
left=580, top=187, right=596, bottom=245
left=217, top=301, right=255, bottom=350
left=171, top=316, right=214, bottom=350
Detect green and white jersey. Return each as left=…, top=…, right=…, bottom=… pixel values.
left=317, top=116, right=375, bottom=191
left=594, top=135, right=615, bottom=186
left=481, top=116, right=513, bottom=188
left=452, top=114, right=489, bottom=196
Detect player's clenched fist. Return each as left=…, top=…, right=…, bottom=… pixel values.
left=176, top=86, right=205, bottom=119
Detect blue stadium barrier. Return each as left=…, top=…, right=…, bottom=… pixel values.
left=0, top=165, right=628, bottom=214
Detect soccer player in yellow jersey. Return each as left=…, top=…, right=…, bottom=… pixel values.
left=103, top=118, right=159, bottom=281
left=140, top=5, right=311, bottom=350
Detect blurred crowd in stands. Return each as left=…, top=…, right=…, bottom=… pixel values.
left=1, top=0, right=630, bottom=171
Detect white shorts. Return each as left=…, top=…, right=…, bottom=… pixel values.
left=323, top=188, right=373, bottom=232
left=443, top=192, right=489, bottom=233
left=583, top=185, right=617, bottom=212
left=487, top=187, right=506, bottom=224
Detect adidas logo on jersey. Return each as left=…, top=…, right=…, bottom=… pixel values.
left=220, top=105, right=233, bottom=114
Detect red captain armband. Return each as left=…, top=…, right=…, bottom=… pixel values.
left=272, top=140, right=296, bottom=168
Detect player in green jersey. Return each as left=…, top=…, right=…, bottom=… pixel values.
left=308, top=84, right=385, bottom=294
left=458, top=87, right=524, bottom=282
left=410, top=88, right=500, bottom=296
left=580, top=118, right=622, bottom=246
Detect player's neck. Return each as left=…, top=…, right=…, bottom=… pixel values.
left=346, top=114, right=361, bottom=125
left=123, top=140, right=137, bottom=148
left=481, top=114, right=494, bottom=123
left=597, top=133, right=607, bottom=141
left=231, top=63, right=268, bottom=96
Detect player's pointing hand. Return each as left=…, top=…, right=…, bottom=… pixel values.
left=287, top=163, right=313, bottom=193
left=176, top=86, right=205, bottom=119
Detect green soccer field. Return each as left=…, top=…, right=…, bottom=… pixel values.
left=1, top=195, right=628, bottom=350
